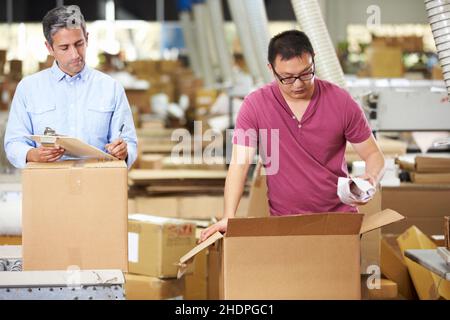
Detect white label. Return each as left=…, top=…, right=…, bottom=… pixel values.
left=128, top=232, right=139, bottom=263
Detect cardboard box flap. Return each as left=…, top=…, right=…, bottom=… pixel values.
left=177, top=231, right=223, bottom=278
left=360, top=209, right=405, bottom=235
left=226, top=213, right=364, bottom=237
left=25, top=159, right=126, bottom=169
left=129, top=214, right=194, bottom=226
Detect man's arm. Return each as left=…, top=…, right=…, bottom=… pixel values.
left=350, top=135, right=385, bottom=186
left=199, top=144, right=256, bottom=242
left=4, top=81, right=65, bottom=168
left=105, top=83, right=138, bottom=168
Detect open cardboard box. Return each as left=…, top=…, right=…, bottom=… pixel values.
left=177, top=209, right=404, bottom=300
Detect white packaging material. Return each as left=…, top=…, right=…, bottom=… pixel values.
left=337, top=177, right=376, bottom=206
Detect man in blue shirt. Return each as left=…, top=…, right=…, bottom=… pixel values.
left=4, top=5, right=137, bottom=168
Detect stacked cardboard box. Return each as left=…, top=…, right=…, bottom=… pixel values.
left=8, top=60, right=22, bottom=82
left=128, top=169, right=227, bottom=198
left=372, top=36, right=423, bottom=52
left=125, top=88, right=152, bottom=114
left=345, top=137, right=407, bottom=164
left=398, top=155, right=450, bottom=184
left=366, top=45, right=404, bottom=78
left=381, top=184, right=450, bottom=235
left=125, top=214, right=197, bottom=300
left=131, top=195, right=248, bottom=221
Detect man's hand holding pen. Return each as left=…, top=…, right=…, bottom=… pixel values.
left=106, top=124, right=128, bottom=160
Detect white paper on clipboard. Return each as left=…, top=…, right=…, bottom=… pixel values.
left=29, top=135, right=117, bottom=161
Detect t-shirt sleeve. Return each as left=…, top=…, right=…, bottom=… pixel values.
left=232, top=98, right=258, bottom=148
left=344, top=93, right=372, bottom=143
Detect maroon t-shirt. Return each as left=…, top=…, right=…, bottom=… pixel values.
left=233, top=79, right=372, bottom=216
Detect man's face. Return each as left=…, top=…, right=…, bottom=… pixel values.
left=269, top=52, right=315, bottom=101
left=45, top=28, right=87, bottom=76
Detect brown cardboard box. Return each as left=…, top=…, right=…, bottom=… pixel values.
left=397, top=226, right=450, bottom=300
left=358, top=190, right=382, bottom=274
left=0, top=236, right=21, bottom=245
left=179, top=209, right=404, bottom=299
left=128, top=60, right=159, bottom=78
left=361, top=276, right=398, bottom=300
left=134, top=197, right=178, bottom=218
left=246, top=163, right=383, bottom=274
left=207, top=240, right=222, bottom=300
left=410, top=172, right=450, bottom=184
left=159, top=60, right=181, bottom=74
left=128, top=214, right=196, bottom=278
left=367, top=46, right=403, bottom=78
left=139, top=154, right=164, bottom=170
left=178, top=196, right=223, bottom=220
left=380, top=235, right=417, bottom=299
left=125, top=273, right=184, bottom=300
left=345, top=138, right=407, bottom=163
left=185, top=244, right=208, bottom=300
left=8, top=60, right=22, bottom=81
left=195, top=88, right=218, bottom=111
left=125, top=88, right=151, bottom=113
left=133, top=196, right=225, bottom=220
left=22, top=160, right=128, bottom=271
left=414, top=156, right=450, bottom=173
left=381, top=184, right=450, bottom=235
left=431, top=235, right=446, bottom=247
left=128, top=199, right=136, bottom=215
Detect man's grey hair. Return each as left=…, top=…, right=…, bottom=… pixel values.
left=42, top=5, right=87, bottom=46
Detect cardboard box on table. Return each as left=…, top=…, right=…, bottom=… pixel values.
left=22, top=160, right=128, bottom=271
left=178, top=209, right=404, bottom=300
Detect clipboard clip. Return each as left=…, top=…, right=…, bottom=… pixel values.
left=40, top=127, right=59, bottom=146
left=44, top=127, right=57, bottom=136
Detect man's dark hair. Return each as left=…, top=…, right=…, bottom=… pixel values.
left=268, top=30, right=315, bottom=65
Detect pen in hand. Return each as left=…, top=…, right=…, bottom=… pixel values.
left=118, top=123, right=125, bottom=139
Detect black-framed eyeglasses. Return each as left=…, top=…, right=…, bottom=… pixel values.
left=271, top=63, right=315, bottom=85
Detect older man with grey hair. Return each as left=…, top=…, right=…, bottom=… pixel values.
left=4, top=5, right=137, bottom=168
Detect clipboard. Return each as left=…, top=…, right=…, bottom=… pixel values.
left=29, top=135, right=118, bottom=161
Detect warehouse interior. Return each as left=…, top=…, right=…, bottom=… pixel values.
left=0, top=0, right=449, bottom=301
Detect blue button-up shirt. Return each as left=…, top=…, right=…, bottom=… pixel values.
left=4, top=62, right=137, bottom=168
